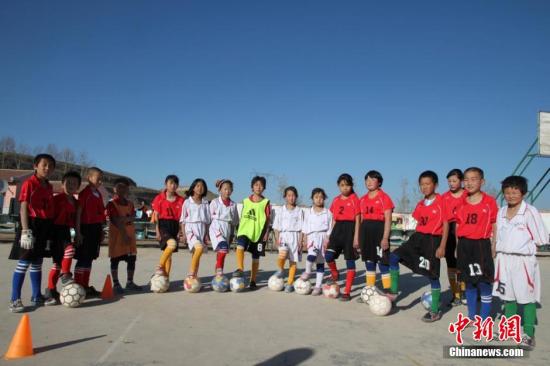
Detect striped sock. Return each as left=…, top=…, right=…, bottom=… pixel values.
left=11, top=260, right=30, bottom=301
left=48, top=263, right=60, bottom=290
left=61, top=245, right=74, bottom=275
left=29, top=259, right=43, bottom=299
left=479, top=281, right=492, bottom=319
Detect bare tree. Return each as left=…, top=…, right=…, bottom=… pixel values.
left=78, top=151, right=92, bottom=176
left=0, top=136, right=16, bottom=168
left=15, top=143, right=31, bottom=169
left=397, top=178, right=411, bottom=213
left=32, top=146, right=44, bottom=155
left=45, top=144, right=60, bottom=160
left=61, top=148, right=76, bottom=172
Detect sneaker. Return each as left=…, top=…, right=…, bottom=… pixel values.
left=9, top=299, right=24, bottom=313
left=449, top=297, right=462, bottom=307
left=60, top=273, right=74, bottom=286
left=519, top=335, right=535, bottom=351
left=86, top=286, right=101, bottom=298
left=155, top=266, right=167, bottom=277
left=274, top=270, right=284, bottom=279
left=248, top=281, right=257, bottom=290
left=311, top=287, right=322, bottom=296
left=44, top=288, right=59, bottom=306
left=383, top=291, right=399, bottom=303
left=125, top=281, right=142, bottom=292
left=284, top=284, right=294, bottom=293
left=30, top=294, right=46, bottom=307
left=460, top=294, right=467, bottom=305
left=233, top=269, right=244, bottom=278
left=421, top=311, right=442, bottom=323
left=113, top=283, right=125, bottom=295
left=339, top=293, right=351, bottom=302
left=300, top=272, right=310, bottom=281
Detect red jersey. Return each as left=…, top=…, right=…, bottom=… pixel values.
left=456, top=192, right=498, bottom=239
left=53, top=193, right=77, bottom=227
left=330, top=193, right=361, bottom=222
left=151, top=191, right=185, bottom=221
left=78, top=185, right=106, bottom=225
left=360, top=189, right=395, bottom=221
left=412, top=194, right=449, bottom=235
left=19, top=174, right=54, bottom=219
left=442, top=190, right=467, bottom=222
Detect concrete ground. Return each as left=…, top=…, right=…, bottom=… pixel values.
left=0, top=244, right=548, bottom=366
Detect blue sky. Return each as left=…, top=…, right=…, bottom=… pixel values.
left=1, top=0, right=549, bottom=208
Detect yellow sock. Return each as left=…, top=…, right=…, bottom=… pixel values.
left=381, top=273, right=391, bottom=289
left=251, top=259, right=259, bottom=282
left=165, top=257, right=172, bottom=276
left=277, top=257, right=286, bottom=271
left=159, top=239, right=176, bottom=272
left=448, top=268, right=460, bottom=299
left=236, top=247, right=245, bottom=271
left=189, top=245, right=204, bottom=276
left=288, top=262, right=297, bottom=285
left=366, top=271, right=376, bottom=286
left=460, top=279, right=466, bottom=292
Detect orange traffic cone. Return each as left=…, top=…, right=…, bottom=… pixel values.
left=4, top=314, right=33, bottom=360
left=101, top=275, right=114, bottom=300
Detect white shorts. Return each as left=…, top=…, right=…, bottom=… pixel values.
left=209, top=220, right=233, bottom=251
left=305, top=232, right=327, bottom=264
left=493, top=253, right=541, bottom=304
left=185, top=222, right=208, bottom=252
left=278, top=231, right=302, bottom=262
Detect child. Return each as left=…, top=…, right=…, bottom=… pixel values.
left=209, top=179, right=239, bottom=277
left=455, top=167, right=498, bottom=321
left=152, top=175, right=185, bottom=279
left=389, top=170, right=450, bottom=322
left=75, top=167, right=106, bottom=297
left=300, top=188, right=333, bottom=295
left=45, top=171, right=81, bottom=306
left=180, top=179, right=211, bottom=282
left=358, top=170, right=395, bottom=302
left=273, top=186, right=304, bottom=293
left=442, top=169, right=467, bottom=306
left=9, top=154, right=56, bottom=312
left=106, top=178, right=141, bottom=294
left=493, top=176, right=548, bottom=350
left=232, top=176, right=271, bottom=290
left=325, top=173, right=361, bottom=302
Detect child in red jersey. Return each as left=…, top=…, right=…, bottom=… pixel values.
left=75, top=167, right=106, bottom=298
left=389, top=171, right=450, bottom=322
left=357, top=170, right=395, bottom=302
left=325, top=173, right=361, bottom=302
left=153, top=175, right=185, bottom=279
left=9, top=154, right=56, bottom=312
left=442, top=169, right=467, bottom=306
left=44, top=171, right=81, bottom=306
left=456, top=167, right=498, bottom=321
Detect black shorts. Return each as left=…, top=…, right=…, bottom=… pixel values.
left=445, top=222, right=457, bottom=268
left=158, top=219, right=180, bottom=251
left=74, top=223, right=103, bottom=261
left=457, top=238, right=494, bottom=284
left=327, top=221, right=359, bottom=261
left=393, top=232, right=441, bottom=279
left=9, top=218, right=54, bottom=261
left=51, top=225, right=72, bottom=265
left=237, top=236, right=266, bottom=257
left=359, top=220, right=389, bottom=264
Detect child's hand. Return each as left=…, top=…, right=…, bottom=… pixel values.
left=323, top=239, right=329, bottom=251
left=435, top=246, right=445, bottom=259
left=155, top=231, right=161, bottom=241
left=380, top=238, right=389, bottom=250
left=204, top=235, right=211, bottom=245
left=491, top=247, right=496, bottom=259
left=353, top=238, right=359, bottom=250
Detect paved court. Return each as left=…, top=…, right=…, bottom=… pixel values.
left=0, top=244, right=548, bottom=366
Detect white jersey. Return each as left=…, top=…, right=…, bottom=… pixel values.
left=273, top=205, right=304, bottom=233
left=209, top=197, right=239, bottom=250
left=496, top=201, right=549, bottom=256
left=180, top=197, right=211, bottom=224
left=302, top=207, right=333, bottom=235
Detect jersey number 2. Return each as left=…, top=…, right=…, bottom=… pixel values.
left=419, top=256, right=430, bottom=270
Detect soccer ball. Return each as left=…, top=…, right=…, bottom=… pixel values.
left=268, top=275, right=284, bottom=291
left=229, top=277, right=246, bottom=292
left=360, top=286, right=379, bottom=305
left=294, top=278, right=312, bottom=295
left=184, top=276, right=201, bottom=293
left=369, top=294, right=392, bottom=316
left=421, top=290, right=432, bottom=310
left=60, top=283, right=86, bottom=308
left=212, top=275, right=229, bottom=292
left=322, top=282, right=340, bottom=299
left=150, top=274, right=170, bottom=293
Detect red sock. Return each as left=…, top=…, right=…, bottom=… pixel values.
left=215, top=251, right=227, bottom=271
left=83, top=267, right=91, bottom=287
left=74, top=267, right=84, bottom=286
left=345, top=269, right=356, bottom=295
left=327, top=261, right=339, bottom=281
left=61, top=245, right=74, bottom=274
left=48, top=264, right=60, bottom=290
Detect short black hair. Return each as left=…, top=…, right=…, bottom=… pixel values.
left=283, top=186, right=298, bottom=198
left=464, top=167, right=484, bottom=179
left=337, top=173, right=354, bottom=193
left=365, top=170, right=383, bottom=187
left=33, top=154, right=56, bottom=168
left=418, top=170, right=438, bottom=184
left=251, top=176, right=266, bottom=189
left=165, top=175, right=179, bottom=185
left=186, top=178, right=208, bottom=198
left=62, top=171, right=82, bottom=186
left=501, top=175, right=528, bottom=195
left=446, top=169, right=463, bottom=180
left=311, top=187, right=327, bottom=200
left=114, top=177, right=131, bottom=186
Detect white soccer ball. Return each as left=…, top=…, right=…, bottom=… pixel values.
left=369, top=294, right=392, bottom=316
left=322, top=282, right=340, bottom=299
left=184, top=276, right=202, bottom=293
left=421, top=290, right=432, bottom=311
left=294, top=278, right=312, bottom=295
left=360, top=286, right=379, bottom=305
left=229, top=277, right=246, bottom=292
left=268, top=275, right=284, bottom=291
left=60, top=283, right=86, bottom=308
left=150, top=274, right=170, bottom=293
left=211, top=275, right=230, bottom=292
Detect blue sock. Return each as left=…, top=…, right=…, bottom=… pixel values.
left=11, top=260, right=30, bottom=301
left=378, top=262, right=389, bottom=273
left=465, top=282, right=478, bottom=319
left=479, top=281, right=492, bottom=319
left=29, top=258, right=43, bottom=299
left=346, top=260, right=356, bottom=270
left=389, top=252, right=400, bottom=271
left=365, top=261, right=376, bottom=271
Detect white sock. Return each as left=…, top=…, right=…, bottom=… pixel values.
left=305, top=260, right=313, bottom=274
left=315, top=271, right=324, bottom=288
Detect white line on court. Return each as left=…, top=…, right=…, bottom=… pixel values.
left=95, top=312, right=144, bottom=365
